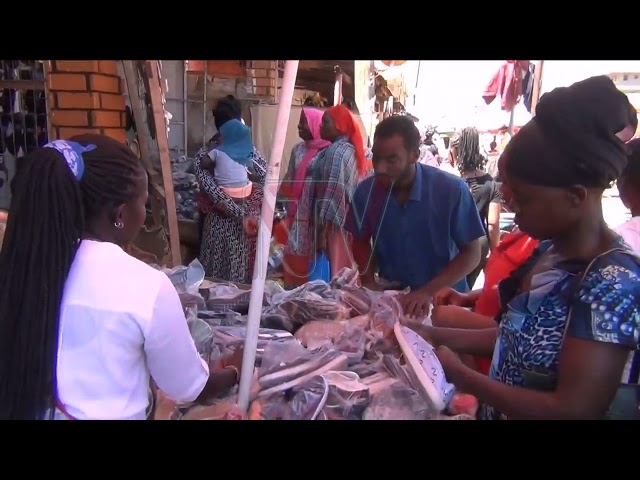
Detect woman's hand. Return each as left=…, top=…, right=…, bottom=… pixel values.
left=433, top=287, right=470, bottom=307
left=243, top=217, right=259, bottom=238
left=221, top=347, right=245, bottom=384
left=435, top=345, right=463, bottom=382
left=400, top=320, right=439, bottom=348
left=212, top=203, right=231, bottom=217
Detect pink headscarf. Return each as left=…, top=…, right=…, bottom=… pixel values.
left=288, top=108, right=331, bottom=217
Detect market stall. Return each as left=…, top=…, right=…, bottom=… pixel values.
left=147, top=60, right=477, bottom=420
left=150, top=259, right=478, bottom=420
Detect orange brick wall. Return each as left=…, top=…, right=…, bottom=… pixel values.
left=46, top=60, right=127, bottom=144
left=246, top=60, right=277, bottom=99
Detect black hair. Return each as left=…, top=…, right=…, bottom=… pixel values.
left=0, top=134, right=144, bottom=420
left=452, top=127, right=486, bottom=173
left=490, top=140, right=497, bottom=151
left=212, top=95, right=242, bottom=131
left=621, top=138, right=640, bottom=185
left=428, top=144, right=439, bottom=156
left=374, top=115, right=421, bottom=152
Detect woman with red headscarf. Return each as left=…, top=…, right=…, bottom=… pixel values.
left=313, top=104, right=368, bottom=277
left=277, top=108, right=331, bottom=287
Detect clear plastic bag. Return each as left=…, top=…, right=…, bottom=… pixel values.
left=187, top=317, right=214, bottom=360
left=362, top=382, right=431, bottom=420
left=257, top=343, right=349, bottom=397
left=248, top=393, right=292, bottom=420
left=330, top=267, right=360, bottom=289
left=179, top=292, right=207, bottom=311
left=164, top=258, right=205, bottom=295
left=202, top=284, right=254, bottom=314
left=288, top=371, right=370, bottom=420
left=211, top=326, right=294, bottom=360
left=198, top=310, right=245, bottom=327
left=336, top=285, right=372, bottom=316
left=269, top=280, right=335, bottom=305
left=331, top=322, right=367, bottom=365
left=259, top=341, right=310, bottom=376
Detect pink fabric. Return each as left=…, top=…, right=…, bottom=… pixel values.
left=482, top=60, right=529, bottom=112
left=221, top=183, right=253, bottom=199
left=288, top=108, right=331, bottom=219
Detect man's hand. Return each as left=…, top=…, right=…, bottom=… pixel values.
left=317, top=224, right=328, bottom=252
left=433, top=287, right=470, bottom=307
left=361, top=277, right=385, bottom=291
left=398, top=289, right=433, bottom=318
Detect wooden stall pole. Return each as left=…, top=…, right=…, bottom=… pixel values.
left=144, top=60, right=182, bottom=267
left=530, top=60, right=545, bottom=117
left=334, top=65, right=343, bottom=106
left=237, top=60, right=300, bottom=412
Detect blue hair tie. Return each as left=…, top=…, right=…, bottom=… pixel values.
left=44, top=140, right=97, bottom=180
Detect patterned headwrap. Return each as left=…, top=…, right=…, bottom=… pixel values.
left=44, top=140, right=97, bottom=180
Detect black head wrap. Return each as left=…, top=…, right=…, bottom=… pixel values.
left=504, top=75, right=638, bottom=189
left=621, top=138, right=640, bottom=182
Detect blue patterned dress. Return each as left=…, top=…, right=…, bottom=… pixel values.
left=480, top=238, right=640, bottom=420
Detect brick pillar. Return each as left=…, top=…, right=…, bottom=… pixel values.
left=246, top=60, right=277, bottom=99
left=46, top=60, right=127, bottom=144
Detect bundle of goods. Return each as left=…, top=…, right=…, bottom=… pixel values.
left=173, top=172, right=199, bottom=221
left=155, top=262, right=479, bottom=420
left=171, top=156, right=199, bottom=221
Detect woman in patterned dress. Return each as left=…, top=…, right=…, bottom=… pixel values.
left=278, top=108, right=331, bottom=288
left=194, top=96, right=266, bottom=283
left=403, top=76, right=640, bottom=420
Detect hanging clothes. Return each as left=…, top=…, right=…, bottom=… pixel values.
left=482, top=60, right=529, bottom=112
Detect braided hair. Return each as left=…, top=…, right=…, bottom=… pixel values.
left=451, top=127, right=487, bottom=173
left=0, top=134, right=144, bottom=420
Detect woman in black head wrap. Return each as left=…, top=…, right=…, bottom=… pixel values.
left=405, top=76, right=640, bottom=420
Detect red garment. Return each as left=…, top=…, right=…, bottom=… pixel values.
left=326, top=105, right=367, bottom=177
left=197, top=190, right=215, bottom=214
left=472, top=229, right=539, bottom=375
left=483, top=60, right=530, bottom=112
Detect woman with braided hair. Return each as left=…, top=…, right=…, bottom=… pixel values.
left=0, top=134, right=244, bottom=420
left=450, top=127, right=502, bottom=288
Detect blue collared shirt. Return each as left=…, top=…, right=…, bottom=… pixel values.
left=345, top=163, right=486, bottom=291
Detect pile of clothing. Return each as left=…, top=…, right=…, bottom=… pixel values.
left=171, top=156, right=199, bottom=220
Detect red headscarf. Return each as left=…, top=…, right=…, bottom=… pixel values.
left=326, top=105, right=367, bottom=176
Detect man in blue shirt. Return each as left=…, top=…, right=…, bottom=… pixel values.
left=344, top=116, right=485, bottom=317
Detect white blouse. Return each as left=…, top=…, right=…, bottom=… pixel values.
left=55, top=240, right=209, bottom=420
